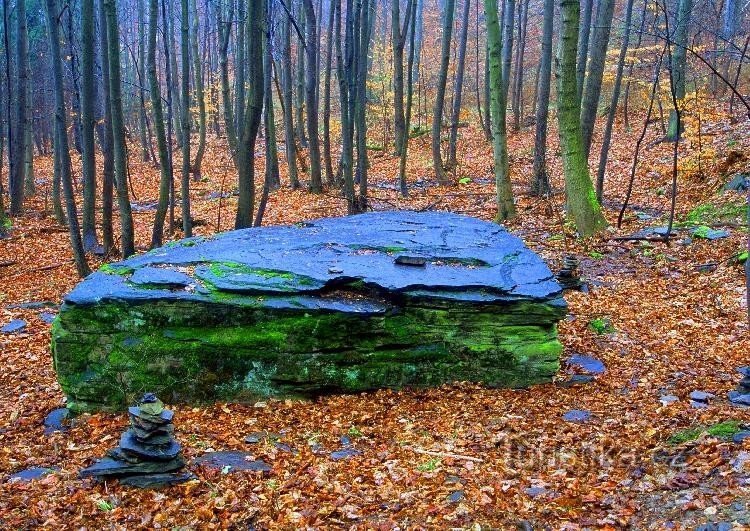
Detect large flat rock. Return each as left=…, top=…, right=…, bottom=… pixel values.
left=52, top=211, right=567, bottom=411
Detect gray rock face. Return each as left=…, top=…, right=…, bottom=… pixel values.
left=52, top=211, right=567, bottom=411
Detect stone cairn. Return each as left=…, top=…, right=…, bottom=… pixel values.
left=728, top=367, right=750, bottom=407
left=80, top=393, right=193, bottom=488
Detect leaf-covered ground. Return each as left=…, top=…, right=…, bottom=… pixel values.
left=0, top=111, right=748, bottom=529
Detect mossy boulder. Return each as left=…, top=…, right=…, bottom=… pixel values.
left=52, top=211, right=567, bottom=412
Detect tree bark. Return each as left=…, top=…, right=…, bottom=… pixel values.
left=180, top=0, right=192, bottom=236
left=530, top=0, right=553, bottom=196
left=9, top=0, right=28, bottom=215
left=431, top=0, right=455, bottom=184
left=447, top=0, right=470, bottom=170
left=557, top=0, right=606, bottom=237
left=485, top=0, right=515, bottom=220
left=667, top=0, right=693, bottom=140
left=303, top=0, right=323, bottom=193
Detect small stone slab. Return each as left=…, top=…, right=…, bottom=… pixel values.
left=7, top=467, right=58, bottom=483
left=192, top=451, right=271, bottom=473
left=556, top=375, right=595, bottom=387
left=129, top=267, right=194, bottom=288
left=690, top=390, right=715, bottom=403
left=119, top=431, right=181, bottom=461
left=692, top=227, right=730, bottom=240
left=330, top=448, right=362, bottom=460
left=118, top=471, right=196, bottom=489
left=563, top=410, right=591, bottom=423
left=447, top=490, right=464, bottom=503
left=40, top=312, right=56, bottom=324
left=79, top=456, right=185, bottom=478
left=733, top=431, right=750, bottom=444
left=43, top=408, right=71, bottom=435
left=568, top=354, right=606, bottom=375
left=524, top=486, right=547, bottom=498
left=659, top=395, right=679, bottom=406
left=1, top=319, right=27, bottom=334
left=723, top=174, right=749, bottom=192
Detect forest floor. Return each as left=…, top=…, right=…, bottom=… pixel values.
left=0, top=109, right=749, bottom=529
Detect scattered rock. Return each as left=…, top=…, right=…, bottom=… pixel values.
left=5, top=301, right=57, bottom=310
left=524, top=486, right=547, bottom=498
left=689, top=390, right=715, bottom=403
left=7, top=467, right=58, bottom=483
left=1, top=319, right=27, bottom=334
left=556, top=374, right=595, bottom=387
left=692, top=227, right=730, bottom=240
left=39, top=312, right=56, bottom=324
left=244, top=431, right=282, bottom=444
left=447, top=490, right=464, bottom=503
left=330, top=448, right=362, bottom=460
left=193, top=451, right=271, bottom=473
left=733, top=431, right=750, bottom=444
left=79, top=394, right=188, bottom=487
left=43, top=408, right=71, bottom=435
left=568, top=354, right=606, bottom=375
left=723, top=173, right=749, bottom=192
left=563, top=410, right=591, bottom=423
left=659, top=395, right=679, bottom=406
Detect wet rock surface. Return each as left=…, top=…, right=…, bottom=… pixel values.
left=52, top=211, right=566, bottom=411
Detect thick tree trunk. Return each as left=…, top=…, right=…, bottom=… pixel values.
left=431, top=0, right=455, bottom=185
left=234, top=0, right=264, bottom=228
left=485, top=0, right=515, bottom=220
left=557, top=0, right=606, bottom=237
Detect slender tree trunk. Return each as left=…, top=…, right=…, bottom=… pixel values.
left=295, top=3, right=308, bottom=147
left=447, top=0, right=470, bottom=170
left=263, top=1, right=280, bottom=190
left=104, top=0, right=136, bottom=257
left=162, top=0, right=176, bottom=233
left=45, top=0, right=90, bottom=276
left=217, top=0, right=237, bottom=166
left=595, top=0, right=634, bottom=201
left=303, top=0, right=323, bottom=193
left=557, top=0, right=606, bottom=237
left=9, top=0, right=28, bottom=215
left=431, top=0, right=455, bottom=184
left=398, top=0, right=417, bottom=196
left=622, top=0, right=648, bottom=129
left=667, top=0, right=692, bottom=140
left=511, top=0, right=528, bottom=131
left=190, top=0, right=206, bottom=179
left=180, top=0, right=192, bottom=236
left=80, top=0, right=99, bottom=251
left=337, top=0, right=355, bottom=211
left=355, top=0, right=374, bottom=209
left=281, top=10, right=300, bottom=188
left=530, top=0, right=553, bottom=195
left=98, top=0, right=114, bottom=252
left=485, top=0, right=515, bottom=220
left=575, top=0, right=593, bottom=103
left=137, top=0, right=151, bottom=162
left=580, top=0, right=615, bottom=160
left=149, top=0, right=172, bottom=247
left=322, top=0, right=336, bottom=184
left=234, top=0, right=245, bottom=136
left=392, top=0, right=414, bottom=156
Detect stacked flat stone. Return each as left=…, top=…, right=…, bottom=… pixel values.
left=80, top=394, right=191, bottom=487
left=728, top=367, right=750, bottom=407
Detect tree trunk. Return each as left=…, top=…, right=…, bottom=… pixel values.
left=322, top=0, right=336, bottom=184
left=667, top=0, right=692, bottom=140
left=530, top=0, right=553, bottom=196
left=303, top=0, right=323, bottom=193
left=355, top=0, right=374, bottom=209
left=595, top=0, right=634, bottom=202
left=263, top=1, right=280, bottom=190
left=180, top=0, right=192, bottom=236
left=98, top=0, right=114, bottom=253
left=392, top=0, right=415, bottom=156
left=137, top=0, right=151, bottom=162
left=9, top=0, right=28, bottom=215
left=104, top=0, right=136, bottom=257
left=575, top=0, right=593, bottom=103
left=281, top=10, right=300, bottom=188
left=447, top=0, right=470, bottom=170
left=398, top=0, right=417, bottom=196
left=511, top=0, right=528, bottom=131
left=484, top=0, right=515, bottom=221
left=45, top=0, right=90, bottom=276
left=580, top=0, right=615, bottom=160
left=190, top=0, right=207, bottom=179
left=234, top=0, right=264, bottom=228
left=295, top=3, right=307, bottom=147
left=431, top=0, right=455, bottom=185
left=149, top=0, right=172, bottom=247
left=80, top=0, right=99, bottom=251
left=557, top=0, right=606, bottom=237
